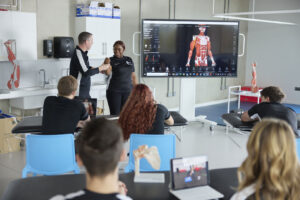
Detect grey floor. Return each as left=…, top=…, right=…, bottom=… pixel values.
left=0, top=122, right=249, bottom=197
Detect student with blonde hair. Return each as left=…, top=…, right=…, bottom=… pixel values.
left=231, top=118, right=300, bottom=200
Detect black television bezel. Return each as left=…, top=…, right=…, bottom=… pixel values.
left=141, top=19, right=240, bottom=78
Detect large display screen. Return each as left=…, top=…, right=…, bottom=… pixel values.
left=142, top=20, right=239, bottom=77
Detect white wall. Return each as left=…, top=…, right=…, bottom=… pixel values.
left=245, top=0, right=300, bottom=104
left=0, top=0, right=250, bottom=115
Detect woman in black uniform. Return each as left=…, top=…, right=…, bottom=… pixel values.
left=105, top=40, right=137, bottom=115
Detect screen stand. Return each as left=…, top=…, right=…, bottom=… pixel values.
left=179, top=79, right=217, bottom=133
left=179, top=78, right=196, bottom=121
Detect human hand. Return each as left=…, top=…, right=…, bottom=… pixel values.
left=99, top=64, right=110, bottom=72
left=212, top=62, right=216, bottom=67
left=186, top=62, right=190, bottom=67
left=118, top=181, right=128, bottom=195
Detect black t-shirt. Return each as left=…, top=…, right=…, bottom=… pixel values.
left=108, top=56, right=135, bottom=92
left=147, top=104, right=171, bottom=134
left=248, top=102, right=298, bottom=135
left=42, top=96, right=88, bottom=134
left=49, top=189, right=132, bottom=200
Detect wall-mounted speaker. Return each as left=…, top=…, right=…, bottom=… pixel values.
left=53, top=37, right=74, bottom=58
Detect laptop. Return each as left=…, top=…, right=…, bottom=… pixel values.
left=75, top=97, right=97, bottom=119
left=170, top=156, right=223, bottom=200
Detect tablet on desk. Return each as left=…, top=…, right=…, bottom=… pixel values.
left=171, top=156, right=209, bottom=190
left=170, top=156, right=223, bottom=200
left=75, top=97, right=97, bottom=119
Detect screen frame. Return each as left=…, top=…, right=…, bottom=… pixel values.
left=141, top=19, right=240, bottom=78
left=170, top=156, right=210, bottom=190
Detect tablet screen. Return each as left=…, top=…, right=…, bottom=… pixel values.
left=75, top=97, right=97, bottom=119
left=171, top=156, right=209, bottom=190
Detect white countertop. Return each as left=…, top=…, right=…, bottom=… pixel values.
left=0, top=82, right=107, bottom=100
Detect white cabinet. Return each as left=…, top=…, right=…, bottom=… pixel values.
left=9, top=95, right=48, bottom=110
left=75, top=17, right=120, bottom=59
left=0, top=11, right=37, bottom=61
left=90, top=84, right=106, bottom=100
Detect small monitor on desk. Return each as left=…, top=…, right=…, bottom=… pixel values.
left=75, top=97, right=97, bottom=119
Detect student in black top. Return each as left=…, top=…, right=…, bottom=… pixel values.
left=70, top=32, right=110, bottom=98
left=241, top=86, right=298, bottom=136
left=50, top=118, right=131, bottom=200
left=119, top=84, right=174, bottom=141
left=42, top=76, right=89, bottom=134
left=104, top=40, right=137, bottom=115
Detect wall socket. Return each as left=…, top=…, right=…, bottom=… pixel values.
left=295, top=87, right=300, bottom=91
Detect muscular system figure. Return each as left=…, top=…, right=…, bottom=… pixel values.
left=186, top=25, right=216, bottom=67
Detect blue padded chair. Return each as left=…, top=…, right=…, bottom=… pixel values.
left=296, top=138, right=300, bottom=159
left=125, top=134, right=176, bottom=172
left=22, top=134, right=80, bottom=178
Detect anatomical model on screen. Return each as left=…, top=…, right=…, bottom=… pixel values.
left=186, top=25, right=216, bottom=67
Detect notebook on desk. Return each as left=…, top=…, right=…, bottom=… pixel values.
left=170, top=156, right=223, bottom=200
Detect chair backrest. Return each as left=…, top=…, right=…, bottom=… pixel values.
left=296, top=138, right=300, bottom=159
left=125, top=134, right=176, bottom=172
left=22, top=134, right=79, bottom=177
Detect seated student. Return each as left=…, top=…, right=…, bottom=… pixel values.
left=231, top=119, right=300, bottom=200
left=118, top=84, right=174, bottom=141
left=241, top=86, right=298, bottom=136
left=50, top=118, right=131, bottom=200
left=42, top=76, right=89, bottom=134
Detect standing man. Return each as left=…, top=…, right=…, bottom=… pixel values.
left=70, top=32, right=109, bottom=98
left=186, top=25, right=216, bottom=67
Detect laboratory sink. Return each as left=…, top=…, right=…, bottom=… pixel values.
left=11, top=85, right=57, bottom=91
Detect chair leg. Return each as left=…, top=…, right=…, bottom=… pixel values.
left=22, top=170, right=27, bottom=178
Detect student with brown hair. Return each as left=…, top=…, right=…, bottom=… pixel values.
left=241, top=86, right=298, bottom=136
left=42, top=76, right=89, bottom=134
left=50, top=118, right=131, bottom=200
left=231, top=119, right=300, bottom=200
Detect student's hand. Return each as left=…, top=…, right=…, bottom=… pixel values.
left=118, top=181, right=128, bottom=195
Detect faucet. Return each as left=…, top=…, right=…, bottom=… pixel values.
left=39, top=69, right=49, bottom=88
left=62, top=68, right=70, bottom=76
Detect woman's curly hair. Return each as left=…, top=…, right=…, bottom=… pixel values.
left=118, top=84, right=157, bottom=141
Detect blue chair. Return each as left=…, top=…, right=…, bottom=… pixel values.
left=22, top=134, right=80, bottom=178
left=296, top=138, right=300, bottom=159
left=125, top=134, right=176, bottom=172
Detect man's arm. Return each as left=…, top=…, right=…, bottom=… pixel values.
left=241, top=111, right=252, bottom=122
left=75, top=49, right=99, bottom=77
left=77, top=116, right=90, bottom=128
left=165, top=115, right=174, bottom=126
left=207, top=40, right=216, bottom=66
left=186, top=39, right=196, bottom=66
